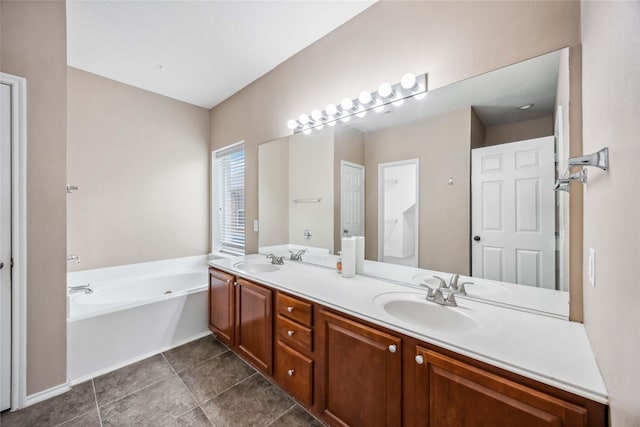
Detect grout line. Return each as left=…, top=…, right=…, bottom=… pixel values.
left=199, top=372, right=258, bottom=407
left=266, top=403, right=297, bottom=427
left=97, top=371, right=175, bottom=410
left=161, top=353, right=178, bottom=375
left=167, top=348, right=231, bottom=376
left=91, top=379, right=104, bottom=427
left=51, top=408, right=100, bottom=427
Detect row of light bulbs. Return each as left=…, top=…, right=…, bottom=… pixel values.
left=287, top=73, right=427, bottom=134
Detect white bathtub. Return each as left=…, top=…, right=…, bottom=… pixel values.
left=67, top=255, right=212, bottom=383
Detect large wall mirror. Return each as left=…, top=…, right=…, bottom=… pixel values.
left=258, top=48, right=573, bottom=317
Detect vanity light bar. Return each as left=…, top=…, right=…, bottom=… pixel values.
left=287, top=73, right=428, bottom=134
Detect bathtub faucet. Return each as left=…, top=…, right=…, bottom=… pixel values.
left=69, top=284, right=93, bottom=295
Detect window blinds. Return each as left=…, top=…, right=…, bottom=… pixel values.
left=213, top=144, right=245, bottom=255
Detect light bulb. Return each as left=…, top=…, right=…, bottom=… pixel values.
left=326, top=103, right=337, bottom=116
left=311, top=109, right=324, bottom=121
left=358, top=90, right=373, bottom=106
left=341, top=97, right=354, bottom=111
left=378, top=82, right=394, bottom=98
left=287, top=119, right=298, bottom=130
left=315, top=124, right=324, bottom=130
left=373, top=101, right=385, bottom=113
left=414, top=91, right=427, bottom=101
left=299, top=113, right=310, bottom=124
left=328, top=120, right=337, bottom=127
left=392, top=98, right=404, bottom=107
left=400, top=73, right=417, bottom=90
left=356, top=109, right=367, bottom=118
left=341, top=116, right=351, bottom=123
left=303, top=128, right=312, bottom=135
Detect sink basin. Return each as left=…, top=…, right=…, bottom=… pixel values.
left=373, top=292, right=498, bottom=334
left=233, top=261, right=281, bottom=273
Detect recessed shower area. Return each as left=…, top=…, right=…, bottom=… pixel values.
left=378, top=159, right=419, bottom=267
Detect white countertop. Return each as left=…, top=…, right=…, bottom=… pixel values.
left=209, top=254, right=608, bottom=404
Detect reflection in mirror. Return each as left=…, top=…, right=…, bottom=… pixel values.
left=258, top=49, right=572, bottom=317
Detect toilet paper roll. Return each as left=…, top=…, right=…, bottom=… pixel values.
left=341, top=237, right=356, bottom=278
left=355, top=236, right=365, bottom=274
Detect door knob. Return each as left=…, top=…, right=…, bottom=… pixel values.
left=343, top=229, right=349, bottom=234
left=0, top=261, right=4, bottom=269
left=473, top=235, right=481, bottom=242
left=287, top=369, right=295, bottom=376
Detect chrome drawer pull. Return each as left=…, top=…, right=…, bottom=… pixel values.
left=287, top=306, right=294, bottom=312
left=415, top=355, right=424, bottom=365
left=388, top=344, right=397, bottom=353
left=288, top=369, right=295, bottom=376
left=287, top=330, right=294, bottom=337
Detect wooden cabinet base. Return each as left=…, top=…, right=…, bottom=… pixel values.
left=275, top=341, right=314, bottom=406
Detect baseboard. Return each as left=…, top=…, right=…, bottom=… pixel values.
left=23, top=382, right=71, bottom=408
left=68, top=330, right=212, bottom=386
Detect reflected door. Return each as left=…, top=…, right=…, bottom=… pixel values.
left=471, top=137, right=555, bottom=288
left=341, top=161, right=365, bottom=238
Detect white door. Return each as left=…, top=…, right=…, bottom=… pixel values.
left=471, top=137, right=556, bottom=288
left=0, top=82, right=12, bottom=411
left=341, top=161, right=364, bottom=238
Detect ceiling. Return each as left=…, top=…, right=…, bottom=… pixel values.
left=348, top=49, right=562, bottom=133
left=67, top=1, right=375, bottom=109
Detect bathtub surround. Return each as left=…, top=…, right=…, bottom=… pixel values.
left=67, top=256, right=210, bottom=382
left=67, top=68, right=210, bottom=271
left=1, top=334, right=325, bottom=426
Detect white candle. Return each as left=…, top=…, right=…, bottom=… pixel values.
left=341, top=237, right=356, bottom=278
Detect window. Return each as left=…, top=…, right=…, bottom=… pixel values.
left=212, top=142, right=245, bottom=255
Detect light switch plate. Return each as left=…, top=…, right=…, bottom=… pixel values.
left=253, top=219, right=259, bottom=232
left=588, top=248, right=596, bottom=287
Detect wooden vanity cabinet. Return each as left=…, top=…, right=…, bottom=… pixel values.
left=274, top=292, right=315, bottom=407
left=208, top=267, right=235, bottom=346
left=317, top=309, right=402, bottom=427
left=408, top=343, right=607, bottom=427
left=234, top=278, right=273, bottom=374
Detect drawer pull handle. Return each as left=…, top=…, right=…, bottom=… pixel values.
left=415, top=355, right=424, bottom=365
left=388, top=344, right=397, bottom=353
left=287, top=330, right=294, bottom=337
left=287, top=369, right=295, bottom=376
left=287, top=306, right=294, bottom=312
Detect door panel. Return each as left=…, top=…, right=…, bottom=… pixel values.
left=208, top=269, right=235, bottom=346
left=1, top=82, right=12, bottom=411
left=341, top=161, right=365, bottom=238
left=235, top=279, right=273, bottom=374
left=472, top=137, right=555, bottom=288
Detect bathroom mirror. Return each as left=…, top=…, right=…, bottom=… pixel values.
left=258, top=49, right=572, bottom=317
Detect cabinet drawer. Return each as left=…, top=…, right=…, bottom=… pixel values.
left=276, top=292, right=312, bottom=327
left=276, top=315, right=313, bottom=354
left=275, top=341, right=314, bottom=406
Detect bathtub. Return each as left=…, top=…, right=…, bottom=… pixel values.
left=67, top=255, right=213, bottom=383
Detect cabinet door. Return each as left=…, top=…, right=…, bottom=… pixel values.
left=318, top=309, right=402, bottom=427
left=414, top=346, right=588, bottom=427
left=235, top=278, right=273, bottom=374
left=208, top=268, right=235, bottom=347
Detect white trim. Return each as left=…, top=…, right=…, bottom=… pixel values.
left=23, top=382, right=70, bottom=408
left=377, top=159, right=420, bottom=266
left=340, top=160, right=365, bottom=240
left=1, top=72, right=28, bottom=410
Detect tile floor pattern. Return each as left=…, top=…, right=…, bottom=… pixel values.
left=0, top=335, right=326, bottom=427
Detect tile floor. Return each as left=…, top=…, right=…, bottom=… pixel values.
left=0, top=334, right=326, bottom=427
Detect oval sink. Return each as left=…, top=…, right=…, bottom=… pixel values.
left=233, top=261, right=281, bottom=273
left=373, top=292, right=498, bottom=334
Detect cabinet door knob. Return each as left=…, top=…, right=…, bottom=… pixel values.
left=287, top=306, right=294, bottom=312
left=287, top=330, right=294, bottom=337
left=233, top=281, right=238, bottom=286
left=388, top=344, right=397, bottom=353
left=287, top=369, right=295, bottom=376
left=226, top=279, right=231, bottom=284
left=415, top=355, right=424, bottom=365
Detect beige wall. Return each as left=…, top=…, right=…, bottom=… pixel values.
left=483, top=116, right=553, bottom=147
left=581, top=1, right=640, bottom=425
left=258, top=137, right=290, bottom=247
left=333, top=127, right=365, bottom=253
left=0, top=1, right=68, bottom=394
left=210, top=1, right=581, bottom=257
left=364, top=109, right=472, bottom=274
left=67, top=68, right=210, bottom=271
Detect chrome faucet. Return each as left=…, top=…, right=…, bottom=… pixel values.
left=68, top=284, right=93, bottom=294
left=288, top=249, right=307, bottom=261
left=424, top=274, right=473, bottom=305
left=67, top=254, right=80, bottom=264
left=266, top=254, right=285, bottom=265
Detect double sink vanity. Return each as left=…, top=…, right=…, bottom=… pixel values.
left=208, top=255, right=608, bottom=427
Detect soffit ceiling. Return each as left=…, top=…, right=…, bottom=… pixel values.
left=67, top=1, right=375, bottom=109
